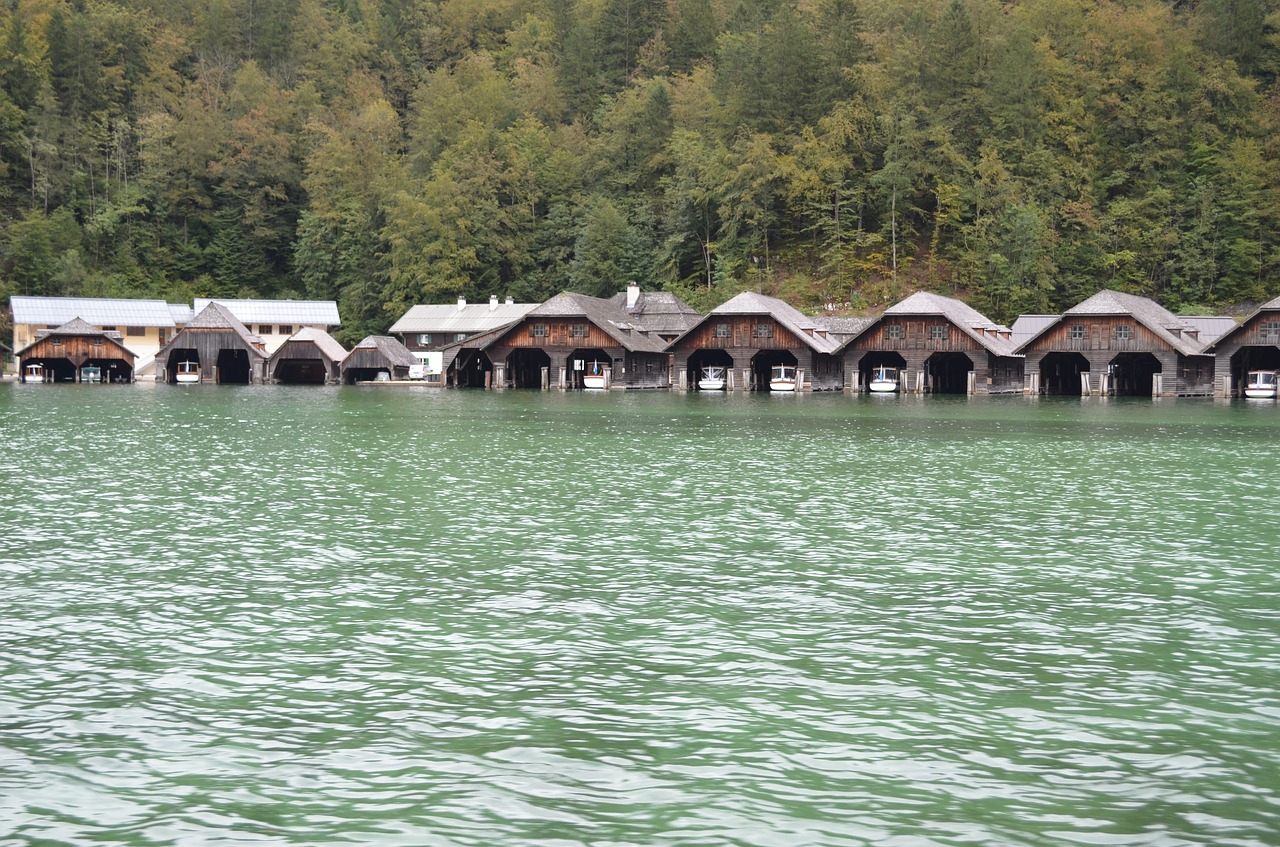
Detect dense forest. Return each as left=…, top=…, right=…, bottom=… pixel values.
left=1, top=0, right=1278, bottom=343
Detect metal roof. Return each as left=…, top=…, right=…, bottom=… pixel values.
left=389, top=299, right=539, bottom=334
left=1179, top=316, right=1239, bottom=346
left=194, top=298, right=340, bottom=326
left=1011, top=315, right=1059, bottom=347
left=11, top=296, right=178, bottom=327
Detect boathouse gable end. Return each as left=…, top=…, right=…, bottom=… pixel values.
left=153, top=302, right=268, bottom=384
left=1205, top=296, right=1280, bottom=396
left=1017, top=290, right=1217, bottom=397
left=17, top=318, right=138, bottom=383
left=837, top=292, right=1022, bottom=395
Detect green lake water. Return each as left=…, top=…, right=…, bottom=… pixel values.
left=1, top=384, right=1278, bottom=847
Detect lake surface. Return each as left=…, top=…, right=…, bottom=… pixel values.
left=1, top=384, right=1278, bottom=847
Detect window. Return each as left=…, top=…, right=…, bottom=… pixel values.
left=101, top=326, right=117, bottom=332
left=259, top=325, right=273, bottom=335
left=1261, top=320, right=1280, bottom=336
left=754, top=324, right=773, bottom=338
left=570, top=324, right=589, bottom=337
left=278, top=325, right=293, bottom=336
left=454, top=333, right=467, bottom=342
left=417, top=333, right=432, bottom=345
left=714, top=323, right=731, bottom=338
left=885, top=324, right=904, bottom=340
left=929, top=326, right=948, bottom=341
left=1069, top=324, right=1086, bottom=340
left=126, top=326, right=146, bottom=336
left=531, top=323, right=549, bottom=337
left=1114, top=324, right=1133, bottom=341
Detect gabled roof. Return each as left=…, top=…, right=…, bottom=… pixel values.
left=270, top=327, right=348, bottom=364
left=194, top=298, right=341, bottom=326
left=1017, top=290, right=1210, bottom=356
left=156, top=302, right=267, bottom=359
left=606, top=290, right=702, bottom=336
left=1202, top=296, right=1280, bottom=351
left=675, top=291, right=843, bottom=354
left=343, top=335, right=418, bottom=368
left=526, top=292, right=670, bottom=352
left=876, top=291, right=1020, bottom=357
left=388, top=299, right=539, bottom=335
left=17, top=317, right=136, bottom=357
left=11, top=296, right=178, bottom=327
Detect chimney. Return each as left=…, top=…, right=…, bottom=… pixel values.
left=506, top=296, right=514, bottom=305
left=457, top=296, right=466, bottom=311
left=626, top=282, right=640, bottom=309
left=490, top=294, right=499, bottom=310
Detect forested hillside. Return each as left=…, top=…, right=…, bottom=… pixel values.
left=1, top=0, right=1278, bottom=342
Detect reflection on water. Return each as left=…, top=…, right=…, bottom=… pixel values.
left=1, top=385, right=1278, bottom=846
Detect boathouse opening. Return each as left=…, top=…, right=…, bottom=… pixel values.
left=507, top=348, right=551, bottom=388
left=273, top=359, right=327, bottom=384
left=1107, top=352, right=1162, bottom=396
left=686, top=349, right=734, bottom=390
left=79, top=357, right=133, bottom=383
left=926, top=352, right=973, bottom=394
left=216, top=349, right=252, bottom=384
left=1229, top=346, right=1280, bottom=394
left=451, top=349, right=493, bottom=388
left=1039, top=352, right=1090, bottom=395
left=751, top=350, right=797, bottom=391
left=165, top=349, right=200, bottom=384
left=568, top=348, right=611, bottom=389
left=859, top=353, right=906, bottom=392
left=27, top=357, right=76, bottom=383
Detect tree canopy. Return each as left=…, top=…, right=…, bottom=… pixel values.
left=3, top=0, right=1280, bottom=339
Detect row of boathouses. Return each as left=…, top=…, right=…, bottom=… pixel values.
left=9, top=287, right=1280, bottom=398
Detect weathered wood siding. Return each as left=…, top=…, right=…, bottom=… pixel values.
left=1211, top=311, right=1280, bottom=396
left=498, top=320, right=619, bottom=350
left=160, top=329, right=267, bottom=383
left=21, top=336, right=135, bottom=366
left=270, top=340, right=341, bottom=383
left=676, top=316, right=811, bottom=351
left=845, top=317, right=986, bottom=353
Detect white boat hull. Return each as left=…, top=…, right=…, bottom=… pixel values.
left=868, top=381, right=898, bottom=393
left=769, top=380, right=796, bottom=392
left=1244, top=387, right=1277, bottom=399
left=698, top=378, right=725, bottom=391
left=582, top=375, right=606, bottom=390
left=25, top=375, right=44, bottom=384
left=176, top=373, right=200, bottom=384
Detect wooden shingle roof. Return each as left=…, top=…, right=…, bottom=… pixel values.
left=1016, top=290, right=1211, bottom=356
left=344, top=335, right=418, bottom=368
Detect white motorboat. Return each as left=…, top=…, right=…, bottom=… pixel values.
left=23, top=363, right=45, bottom=383
left=1244, top=369, right=1278, bottom=399
left=769, top=364, right=796, bottom=392
left=582, top=361, right=607, bottom=389
left=79, top=365, right=101, bottom=383
left=869, top=365, right=900, bottom=393
left=698, top=365, right=726, bottom=391
left=175, top=361, right=201, bottom=384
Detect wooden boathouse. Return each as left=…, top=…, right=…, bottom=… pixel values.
left=16, top=318, right=137, bottom=383
left=340, top=336, right=417, bottom=383
left=445, top=290, right=685, bottom=390
left=154, top=302, right=268, bottom=384
left=1205, top=296, right=1280, bottom=397
left=839, top=292, right=1022, bottom=394
left=268, top=328, right=347, bottom=384
left=1017, top=290, right=1216, bottom=396
left=669, top=292, right=844, bottom=391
